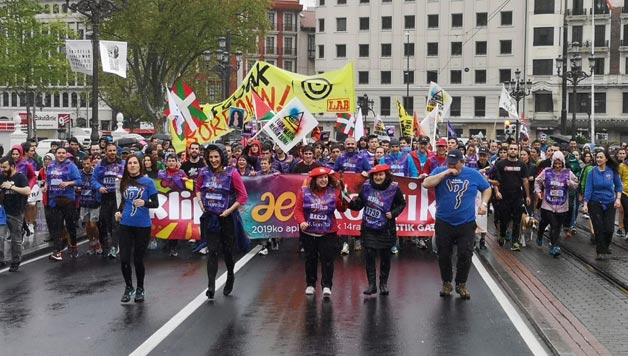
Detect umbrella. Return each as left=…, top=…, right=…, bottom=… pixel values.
left=152, top=133, right=171, bottom=141
left=116, top=137, right=139, bottom=147
left=549, top=134, right=572, bottom=144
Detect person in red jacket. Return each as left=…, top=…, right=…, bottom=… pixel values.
left=294, top=167, right=348, bottom=298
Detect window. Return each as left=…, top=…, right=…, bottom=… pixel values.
left=475, top=70, right=486, bottom=84
left=500, top=40, right=512, bottom=54
left=595, top=25, right=606, bottom=47
left=532, top=59, right=553, bottom=75
left=427, top=70, right=438, bottom=84
left=381, top=71, right=391, bottom=84
left=284, top=37, right=294, bottom=55
left=593, top=58, right=605, bottom=75
left=535, top=93, right=554, bottom=112
left=427, top=14, right=438, bottom=28
left=62, top=92, right=69, bottom=107
left=475, top=41, right=487, bottom=55
left=308, top=34, right=315, bottom=58
left=450, top=70, right=462, bottom=84
left=476, top=13, right=488, bottom=27
left=336, top=18, right=347, bottom=32
left=318, top=18, right=325, bottom=32
left=360, top=0, right=369, bottom=3
left=450, top=97, right=461, bottom=116
left=337, top=0, right=346, bottom=4
left=336, top=44, right=346, bottom=57
left=1, top=92, right=8, bottom=107
left=534, top=0, right=554, bottom=14
left=427, top=42, right=438, bottom=56
left=359, top=44, right=369, bottom=57
left=266, top=37, right=275, bottom=54
left=533, top=27, right=554, bottom=46
left=594, top=93, right=606, bottom=113
left=268, top=11, right=276, bottom=30
left=474, top=96, right=486, bottom=116
left=318, top=45, right=325, bottom=58
left=381, top=43, right=391, bottom=57
left=404, top=70, right=414, bottom=84
left=284, top=13, right=295, bottom=32
left=452, top=14, right=463, bottom=28
left=573, top=0, right=584, bottom=15
left=404, top=15, right=415, bottom=29
left=404, top=43, right=415, bottom=57
left=501, top=11, right=512, bottom=26
left=499, top=69, right=511, bottom=83
left=451, top=42, right=462, bottom=56
left=359, top=17, right=369, bottom=31
left=358, top=71, right=369, bottom=84
left=380, top=97, right=391, bottom=116
left=403, top=97, right=414, bottom=113
left=623, top=93, right=628, bottom=113
left=319, top=0, right=325, bottom=5
left=382, top=16, right=392, bottom=30
left=284, top=60, right=294, bottom=72
left=572, top=25, right=583, bottom=45
left=569, top=93, right=606, bottom=113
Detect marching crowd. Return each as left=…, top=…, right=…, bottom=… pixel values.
left=0, top=131, right=624, bottom=303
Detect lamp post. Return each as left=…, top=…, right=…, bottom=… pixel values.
left=504, top=68, right=532, bottom=143
left=202, top=30, right=243, bottom=101
left=405, top=31, right=410, bottom=105
left=357, top=93, right=374, bottom=119
left=65, top=0, right=127, bottom=145
left=555, top=42, right=595, bottom=139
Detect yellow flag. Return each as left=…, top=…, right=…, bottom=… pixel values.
left=397, top=98, right=414, bottom=137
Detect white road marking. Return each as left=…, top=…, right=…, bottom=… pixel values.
left=129, top=245, right=262, bottom=356
left=472, top=255, right=549, bottom=356
left=0, top=239, right=89, bottom=274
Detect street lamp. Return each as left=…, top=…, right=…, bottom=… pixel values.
left=555, top=42, right=595, bottom=139
left=65, top=0, right=127, bottom=145
left=358, top=94, right=374, bottom=118
left=202, top=30, right=243, bottom=101
left=404, top=31, right=410, bottom=105
left=504, top=68, right=532, bottom=143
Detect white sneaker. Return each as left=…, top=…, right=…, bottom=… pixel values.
left=418, top=239, right=428, bottom=249
left=323, top=287, right=332, bottom=297
left=188, top=239, right=196, bottom=244
left=305, top=286, right=315, bottom=295
left=341, top=242, right=349, bottom=255
left=354, top=239, right=362, bottom=251
left=199, top=247, right=208, bottom=255
left=258, top=247, right=269, bottom=256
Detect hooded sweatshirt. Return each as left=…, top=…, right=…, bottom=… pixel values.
left=12, top=145, right=37, bottom=188
left=534, top=151, right=579, bottom=213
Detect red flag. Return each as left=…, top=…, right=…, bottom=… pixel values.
left=164, top=81, right=207, bottom=140
left=413, top=112, right=427, bottom=137
left=252, top=90, right=275, bottom=121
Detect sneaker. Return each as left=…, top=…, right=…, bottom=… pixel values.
left=86, top=242, right=96, bottom=255
left=169, top=249, right=178, bottom=257
left=564, top=229, right=572, bottom=239
left=341, top=242, right=349, bottom=255
left=147, top=239, right=159, bottom=250
left=188, top=239, right=196, bottom=244
left=551, top=246, right=561, bottom=257
left=199, top=247, right=208, bottom=255
left=479, top=237, right=486, bottom=250
left=412, top=237, right=420, bottom=246
left=498, top=236, right=505, bottom=247
left=94, top=242, right=103, bottom=255
left=595, top=253, right=605, bottom=260
left=258, top=247, right=269, bottom=256
left=49, top=251, right=62, bottom=261
left=305, top=286, right=315, bottom=295
left=322, top=287, right=332, bottom=298
left=134, top=287, right=145, bottom=303
left=391, top=245, right=399, bottom=255
left=510, top=242, right=521, bottom=251
left=121, top=286, right=135, bottom=303
left=8, top=262, right=20, bottom=272
left=69, top=245, right=79, bottom=258
left=536, top=236, right=543, bottom=247
left=455, top=283, right=471, bottom=299
left=417, top=239, right=428, bottom=249
left=108, top=246, right=119, bottom=259
left=354, top=239, right=362, bottom=251
left=27, top=224, right=34, bottom=236
left=570, top=227, right=576, bottom=235
left=439, top=282, right=453, bottom=297
left=270, top=238, right=279, bottom=251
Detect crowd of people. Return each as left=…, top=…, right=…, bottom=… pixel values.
left=0, top=130, right=624, bottom=302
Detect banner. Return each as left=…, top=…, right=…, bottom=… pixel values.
left=170, top=61, right=355, bottom=153
left=397, top=98, right=414, bottom=137
left=260, top=97, right=319, bottom=153
left=425, top=82, right=452, bottom=118
left=372, top=115, right=388, bottom=141
left=150, top=173, right=436, bottom=240
left=99, top=40, right=127, bottom=78
left=65, top=40, right=92, bottom=76
left=353, top=107, right=365, bottom=140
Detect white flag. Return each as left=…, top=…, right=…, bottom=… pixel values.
left=100, top=40, right=127, bottom=78
left=499, top=84, right=519, bottom=121
left=353, top=107, right=365, bottom=140
left=166, top=87, right=185, bottom=137
left=420, top=106, right=439, bottom=141
left=65, top=40, right=93, bottom=76
left=261, top=97, right=319, bottom=153
left=425, top=82, right=452, bottom=118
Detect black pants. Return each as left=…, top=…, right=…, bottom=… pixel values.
left=499, top=195, right=523, bottom=241
left=589, top=201, right=616, bottom=254
left=435, top=219, right=475, bottom=284
left=99, top=194, right=118, bottom=249
left=540, top=209, right=567, bottom=246
left=49, top=201, right=77, bottom=252
left=205, top=216, right=236, bottom=286
left=119, top=225, right=151, bottom=288
left=364, top=247, right=391, bottom=284
left=301, top=232, right=337, bottom=289
left=621, top=194, right=628, bottom=234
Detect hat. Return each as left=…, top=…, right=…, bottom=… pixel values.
left=447, top=149, right=464, bottom=165
left=309, top=167, right=333, bottom=178
left=44, top=153, right=55, bottom=161
left=539, top=133, right=548, bottom=140
left=121, top=147, right=131, bottom=154
left=478, top=147, right=490, bottom=155
left=436, top=138, right=447, bottom=146
left=389, top=138, right=400, bottom=146
left=552, top=150, right=565, bottom=164
left=369, top=164, right=390, bottom=175
left=418, top=136, right=430, bottom=144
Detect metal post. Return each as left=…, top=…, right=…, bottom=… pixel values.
left=223, top=30, right=231, bottom=100
left=405, top=31, right=410, bottom=102
left=90, top=19, right=100, bottom=144
left=560, top=0, right=568, bottom=134
left=571, top=81, right=578, bottom=138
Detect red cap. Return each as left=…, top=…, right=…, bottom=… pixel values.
left=436, top=138, right=447, bottom=146
left=369, top=164, right=390, bottom=175
left=309, top=167, right=333, bottom=178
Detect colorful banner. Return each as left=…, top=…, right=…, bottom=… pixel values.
left=170, top=61, right=355, bottom=153
left=150, top=173, right=435, bottom=240
left=425, top=82, right=452, bottom=118
left=260, top=97, right=319, bottom=153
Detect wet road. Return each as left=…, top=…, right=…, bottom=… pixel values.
left=0, top=239, right=542, bottom=356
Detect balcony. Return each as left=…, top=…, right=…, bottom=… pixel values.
left=265, top=46, right=277, bottom=55
left=591, top=7, right=611, bottom=20
left=283, top=47, right=297, bottom=56
left=595, top=39, right=610, bottom=51
left=620, top=39, right=628, bottom=51
left=566, top=8, right=587, bottom=21
left=283, top=24, right=297, bottom=32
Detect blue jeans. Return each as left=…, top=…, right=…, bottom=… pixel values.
left=569, top=194, right=581, bottom=229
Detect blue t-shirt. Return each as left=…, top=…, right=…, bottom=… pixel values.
left=120, top=176, right=158, bottom=228
left=430, top=166, right=490, bottom=226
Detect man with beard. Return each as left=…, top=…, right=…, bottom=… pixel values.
left=181, top=142, right=206, bottom=180
left=0, top=157, right=31, bottom=271
left=427, top=138, right=449, bottom=171
left=333, top=137, right=371, bottom=177
left=92, top=143, right=125, bottom=258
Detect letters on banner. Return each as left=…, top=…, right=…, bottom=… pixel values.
left=150, top=173, right=436, bottom=240
left=65, top=40, right=93, bottom=76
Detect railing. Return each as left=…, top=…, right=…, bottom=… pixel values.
left=283, top=47, right=297, bottom=55
left=592, top=7, right=610, bottom=15
left=594, top=39, right=609, bottom=48
left=265, top=46, right=276, bottom=55
left=567, top=8, right=587, bottom=16
left=283, top=24, right=297, bottom=32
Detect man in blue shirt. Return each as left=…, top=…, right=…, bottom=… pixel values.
left=423, top=149, right=491, bottom=299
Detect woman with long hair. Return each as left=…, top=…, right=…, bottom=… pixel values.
left=144, top=154, right=159, bottom=179
left=582, top=149, right=623, bottom=260
left=196, top=144, right=248, bottom=300
left=114, top=155, right=158, bottom=303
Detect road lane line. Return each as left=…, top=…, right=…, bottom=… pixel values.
left=0, top=239, right=89, bottom=274
left=472, top=255, right=549, bottom=356
left=130, top=245, right=262, bottom=356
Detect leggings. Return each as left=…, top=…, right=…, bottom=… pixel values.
left=119, top=225, right=151, bottom=289
left=205, top=216, right=236, bottom=286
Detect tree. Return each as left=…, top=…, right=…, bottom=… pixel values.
left=98, top=0, right=272, bottom=132
left=0, top=0, right=73, bottom=138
